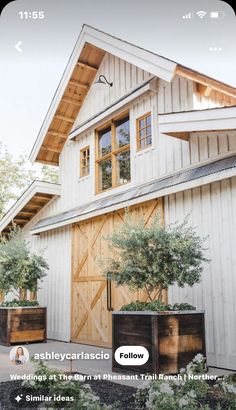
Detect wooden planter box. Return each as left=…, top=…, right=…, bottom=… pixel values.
left=0, top=306, right=47, bottom=346
left=112, top=311, right=205, bottom=375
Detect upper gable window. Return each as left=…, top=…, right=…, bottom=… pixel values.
left=136, top=112, right=152, bottom=151
left=96, top=113, right=130, bottom=193
left=80, top=146, right=90, bottom=177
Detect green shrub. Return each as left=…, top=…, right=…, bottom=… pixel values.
left=23, top=358, right=63, bottom=392
left=120, top=300, right=196, bottom=312
left=0, top=299, right=39, bottom=307
left=215, top=375, right=236, bottom=410
left=23, top=359, right=119, bottom=409
left=171, top=303, right=196, bottom=311
left=135, top=354, right=236, bottom=410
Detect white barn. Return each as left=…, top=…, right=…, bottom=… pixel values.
left=1, top=25, right=236, bottom=370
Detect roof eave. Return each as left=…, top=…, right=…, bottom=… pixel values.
left=158, top=105, right=236, bottom=139
left=0, top=181, right=61, bottom=234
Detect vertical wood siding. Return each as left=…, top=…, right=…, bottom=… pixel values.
left=54, top=53, right=236, bottom=215
left=45, top=129, right=236, bottom=221
left=193, top=82, right=236, bottom=109
left=22, top=212, right=71, bottom=342
left=73, top=53, right=152, bottom=129
left=165, top=177, right=236, bottom=370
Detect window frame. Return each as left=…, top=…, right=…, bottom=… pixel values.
left=95, top=111, right=130, bottom=193
left=136, top=112, right=152, bottom=151
left=80, top=145, right=90, bottom=178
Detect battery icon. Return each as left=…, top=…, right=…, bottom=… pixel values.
left=210, top=11, right=225, bottom=19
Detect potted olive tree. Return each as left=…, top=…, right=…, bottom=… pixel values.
left=0, top=227, right=48, bottom=346
left=103, top=216, right=208, bottom=375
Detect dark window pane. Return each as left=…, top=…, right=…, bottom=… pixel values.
left=137, top=114, right=152, bottom=150
left=116, top=150, right=130, bottom=185
left=139, top=119, right=145, bottom=129
left=81, top=165, right=89, bottom=176
left=146, top=135, right=152, bottom=146
left=98, top=128, right=112, bottom=156
left=139, top=138, right=146, bottom=150
left=140, top=128, right=146, bottom=138
left=146, top=115, right=151, bottom=126
left=81, top=147, right=90, bottom=177
left=99, top=158, right=112, bottom=191
left=115, top=117, right=130, bottom=148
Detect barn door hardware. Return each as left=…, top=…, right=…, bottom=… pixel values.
left=106, top=276, right=113, bottom=311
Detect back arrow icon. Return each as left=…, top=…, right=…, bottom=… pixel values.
left=15, top=41, right=23, bottom=52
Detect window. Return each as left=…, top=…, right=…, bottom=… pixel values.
left=96, top=113, right=130, bottom=192
left=80, top=146, right=90, bottom=177
left=136, top=112, right=152, bottom=150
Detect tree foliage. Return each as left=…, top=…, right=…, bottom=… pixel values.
left=0, top=226, right=48, bottom=300
left=103, top=215, right=209, bottom=302
left=0, top=142, right=35, bottom=218
left=41, top=164, right=59, bottom=184
left=0, top=142, right=59, bottom=218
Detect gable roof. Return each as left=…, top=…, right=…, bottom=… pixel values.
left=29, top=24, right=236, bottom=166
left=0, top=181, right=61, bottom=236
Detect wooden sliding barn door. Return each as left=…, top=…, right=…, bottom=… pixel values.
left=71, top=198, right=164, bottom=347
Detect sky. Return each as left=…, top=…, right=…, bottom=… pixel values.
left=0, top=0, right=235, bottom=158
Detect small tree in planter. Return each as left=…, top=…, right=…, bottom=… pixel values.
left=0, top=227, right=48, bottom=303
left=103, top=215, right=209, bottom=374
left=0, top=227, right=48, bottom=345
left=104, top=216, right=208, bottom=305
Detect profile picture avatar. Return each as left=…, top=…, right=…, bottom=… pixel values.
left=10, top=346, right=29, bottom=365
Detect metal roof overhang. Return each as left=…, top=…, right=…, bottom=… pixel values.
left=31, top=154, right=236, bottom=235
left=158, top=106, right=236, bottom=140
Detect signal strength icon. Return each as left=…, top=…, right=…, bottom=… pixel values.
left=182, top=12, right=193, bottom=19
left=196, top=10, right=207, bottom=19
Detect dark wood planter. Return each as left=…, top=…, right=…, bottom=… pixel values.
left=112, top=310, right=205, bottom=375
left=0, top=307, right=47, bottom=346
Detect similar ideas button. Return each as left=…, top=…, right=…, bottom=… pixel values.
left=114, top=346, right=149, bottom=366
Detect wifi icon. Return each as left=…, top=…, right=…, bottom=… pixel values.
left=196, top=10, right=207, bottom=19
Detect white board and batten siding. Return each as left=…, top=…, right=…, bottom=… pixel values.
left=72, top=53, right=153, bottom=128
left=58, top=51, right=236, bottom=215
left=21, top=202, right=72, bottom=342
left=165, top=177, right=236, bottom=370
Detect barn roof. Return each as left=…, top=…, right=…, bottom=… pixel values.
left=0, top=181, right=61, bottom=236
left=30, top=154, right=236, bottom=234
left=29, top=24, right=236, bottom=166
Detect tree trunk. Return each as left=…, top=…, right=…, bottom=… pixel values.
left=19, top=288, right=27, bottom=301
left=0, top=293, right=4, bottom=303
left=30, top=291, right=37, bottom=301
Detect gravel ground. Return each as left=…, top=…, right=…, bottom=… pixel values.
left=0, top=379, right=137, bottom=410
